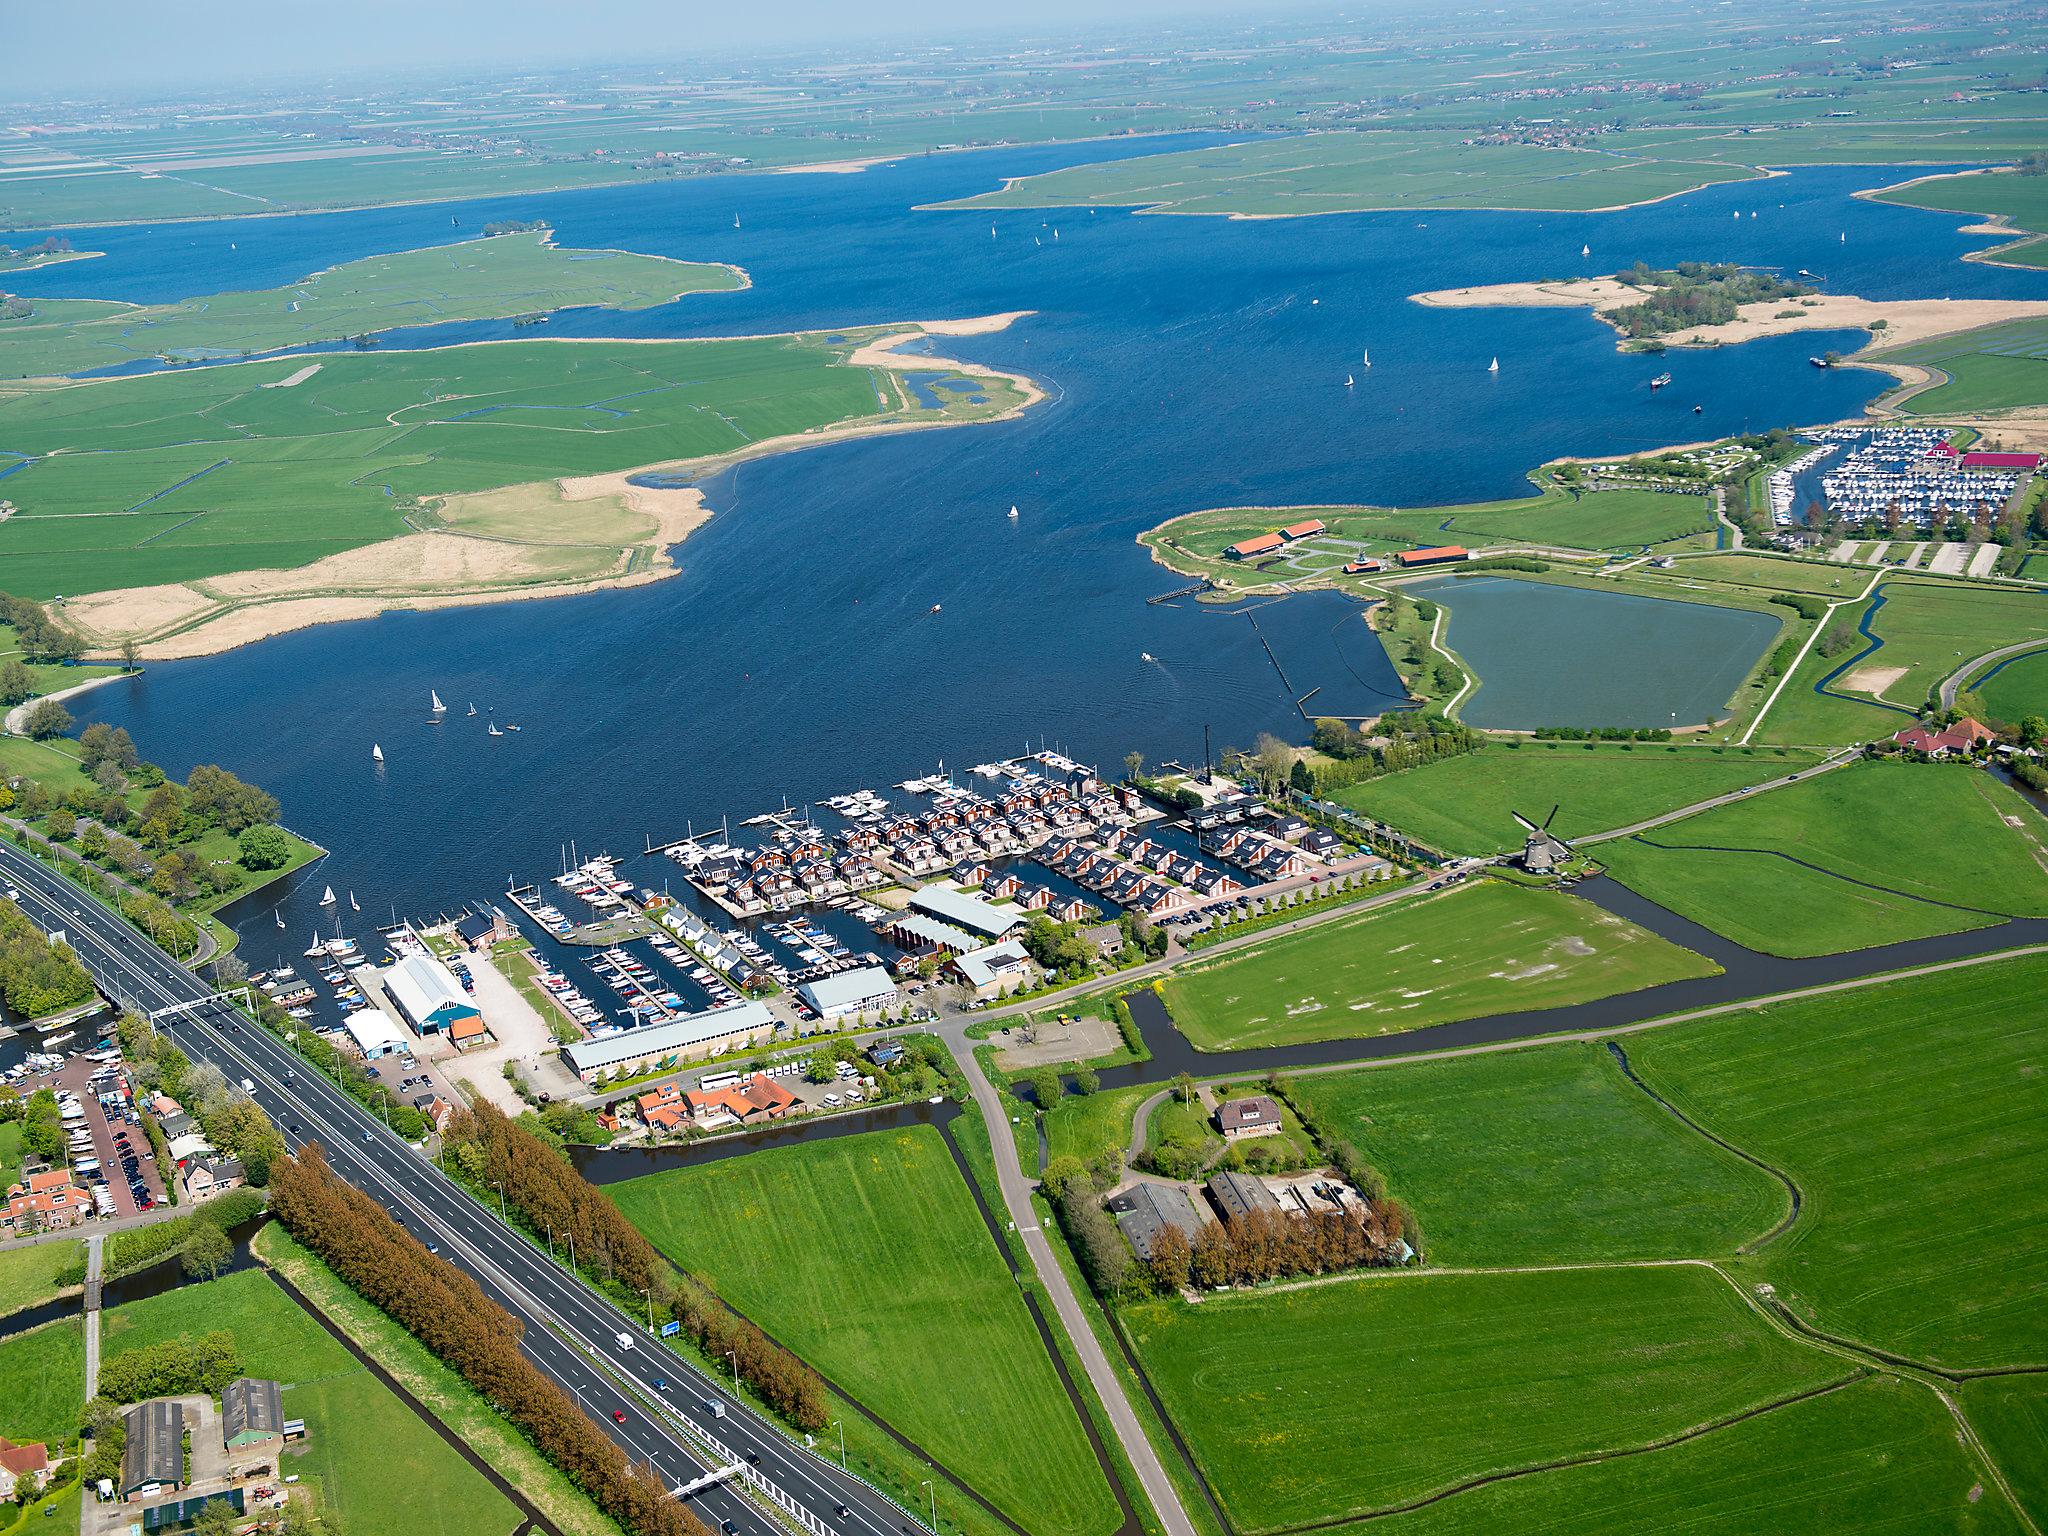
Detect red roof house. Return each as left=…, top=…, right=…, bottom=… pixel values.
left=1961, top=451, right=2041, bottom=471
left=1225, top=532, right=1285, bottom=560
left=1280, top=519, right=1328, bottom=541
left=1893, top=717, right=1996, bottom=757
left=1396, top=545, right=1470, bottom=568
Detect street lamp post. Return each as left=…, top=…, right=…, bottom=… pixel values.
left=919, top=1479, right=936, bottom=1533
left=492, top=1181, right=505, bottom=1221
left=831, top=1418, right=846, bottom=1470
left=727, top=1349, right=738, bottom=1388
left=642, top=1286, right=654, bottom=1331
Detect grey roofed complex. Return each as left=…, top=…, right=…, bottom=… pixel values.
left=221, top=1377, right=285, bottom=1447
left=121, top=1400, right=185, bottom=1493
left=1108, top=1182, right=1208, bottom=1260
left=1207, top=1169, right=1282, bottom=1224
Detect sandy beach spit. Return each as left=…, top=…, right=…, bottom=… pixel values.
left=61, top=314, right=1045, bottom=661
left=1410, top=278, right=2048, bottom=353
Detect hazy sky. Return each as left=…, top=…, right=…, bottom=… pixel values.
left=10, top=0, right=1311, bottom=98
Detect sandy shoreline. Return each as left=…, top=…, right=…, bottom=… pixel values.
left=1410, top=278, right=2048, bottom=353
left=61, top=313, right=1045, bottom=661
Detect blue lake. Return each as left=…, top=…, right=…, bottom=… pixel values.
left=26, top=142, right=2046, bottom=934
left=1405, top=574, right=1782, bottom=731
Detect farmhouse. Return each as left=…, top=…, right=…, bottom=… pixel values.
left=1280, top=518, right=1327, bottom=540
left=1215, top=1095, right=1283, bottom=1140
left=0, top=1438, right=48, bottom=1501
left=560, top=999, right=776, bottom=1082
left=180, top=1156, right=246, bottom=1205
left=3, top=1169, right=93, bottom=1234
left=1893, top=717, right=1995, bottom=757
left=1107, top=1182, right=1208, bottom=1261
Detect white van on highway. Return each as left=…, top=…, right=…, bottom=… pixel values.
left=615, top=1331, right=634, bottom=1351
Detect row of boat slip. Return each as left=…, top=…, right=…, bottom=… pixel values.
left=533, top=967, right=607, bottom=1030
left=513, top=892, right=576, bottom=938
left=823, top=789, right=892, bottom=823
left=302, top=932, right=364, bottom=964
left=765, top=917, right=850, bottom=968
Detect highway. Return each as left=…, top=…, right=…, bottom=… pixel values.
left=0, top=839, right=926, bottom=1536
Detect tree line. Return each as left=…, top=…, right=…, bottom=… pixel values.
left=442, top=1102, right=827, bottom=1431
left=0, top=898, right=95, bottom=1018
left=97, top=1331, right=243, bottom=1402
left=270, top=1145, right=708, bottom=1536
left=1308, top=710, right=1482, bottom=792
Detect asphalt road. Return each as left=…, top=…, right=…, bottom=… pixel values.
left=0, top=839, right=923, bottom=1536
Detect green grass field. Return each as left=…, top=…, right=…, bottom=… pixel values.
left=1673, top=554, right=1875, bottom=597
left=1959, top=1377, right=2048, bottom=1527
left=0, top=1317, right=84, bottom=1442
left=1369, top=1375, right=2023, bottom=1536
left=1147, top=482, right=1715, bottom=577
left=0, top=330, right=973, bottom=599
left=1976, top=647, right=2048, bottom=723
left=1287, top=1042, right=1784, bottom=1264
left=609, top=1125, right=1121, bottom=1536
left=1158, top=881, right=1718, bottom=1050
left=1042, top=1082, right=1154, bottom=1167
left=1122, top=1264, right=1844, bottom=1531
left=1333, top=742, right=1818, bottom=855
left=0, top=232, right=737, bottom=380
left=940, top=130, right=1766, bottom=216
left=1595, top=759, right=2048, bottom=957
left=0, top=1240, right=81, bottom=1320
left=104, top=1266, right=519, bottom=1536
left=1881, top=316, right=2048, bottom=413
left=1631, top=951, right=2048, bottom=1370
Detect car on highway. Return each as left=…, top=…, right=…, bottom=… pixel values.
left=611, top=1409, right=627, bottom=1424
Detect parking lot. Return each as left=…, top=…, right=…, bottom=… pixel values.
left=46, top=1053, right=166, bottom=1218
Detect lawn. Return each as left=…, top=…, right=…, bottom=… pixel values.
left=1042, top=1082, right=1154, bottom=1168
left=1974, top=646, right=2048, bottom=723
left=0, top=1317, right=84, bottom=1442
left=0, top=1239, right=81, bottom=1320
left=1595, top=759, right=2048, bottom=957
left=1883, top=316, right=2048, bottom=414
left=1371, top=1375, right=2023, bottom=1536
left=1630, top=951, right=2048, bottom=1370
left=1121, top=1263, right=1844, bottom=1531
left=609, top=1125, right=1121, bottom=1536
left=0, top=1122, right=22, bottom=1189
left=1286, top=1041, right=1785, bottom=1265
left=1158, top=881, right=1718, bottom=1050
left=1333, top=742, right=1818, bottom=856
left=0, top=231, right=738, bottom=379
left=1673, top=554, right=1874, bottom=597
left=0, top=328, right=1002, bottom=602
left=103, top=1266, right=520, bottom=1536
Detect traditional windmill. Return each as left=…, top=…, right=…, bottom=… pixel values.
left=1512, top=806, right=1573, bottom=874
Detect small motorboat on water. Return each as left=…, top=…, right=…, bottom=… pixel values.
left=1650, top=373, right=1672, bottom=390
left=929, top=603, right=942, bottom=614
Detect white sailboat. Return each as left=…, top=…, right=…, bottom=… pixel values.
left=733, top=214, right=740, bottom=230
left=348, top=892, right=360, bottom=913
left=1345, top=373, right=1354, bottom=388
left=1581, top=243, right=1590, bottom=257
left=990, top=224, right=996, bottom=239
left=371, top=743, right=384, bottom=763
left=1052, top=227, right=1059, bottom=240
left=466, top=702, right=477, bottom=717
left=431, top=690, right=446, bottom=713
left=1362, top=348, right=1371, bottom=367
left=275, top=910, right=285, bottom=930
left=489, top=723, right=504, bottom=737
left=320, top=885, right=337, bottom=907
left=1008, top=504, right=1019, bottom=519
left=1488, top=357, right=1500, bottom=373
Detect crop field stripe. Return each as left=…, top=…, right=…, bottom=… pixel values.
left=1269, top=1375, right=1868, bottom=1532
left=1604, top=1041, right=1801, bottom=1253
left=1621, top=834, right=2011, bottom=917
